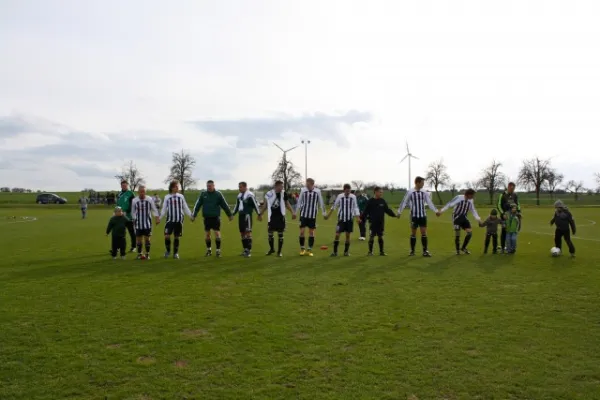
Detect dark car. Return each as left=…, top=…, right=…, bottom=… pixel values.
left=36, top=193, right=67, bottom=204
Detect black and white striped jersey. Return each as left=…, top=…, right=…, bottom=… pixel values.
left=397, top=189, right=438, bottom=217
left=132, top=196, right=159, bottom=230
left=297, top=187, right=326, bottom=219
left=332, top=193, right=360, bottom=222
left=441, top=195, right=481, bottom=221
left=160, top=193, right=193, bottom=223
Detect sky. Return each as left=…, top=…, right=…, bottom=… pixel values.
left=1, top=0, right=599, bottom=192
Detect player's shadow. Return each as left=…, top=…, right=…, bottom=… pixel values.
left=478, top=253, right=512, bottom=273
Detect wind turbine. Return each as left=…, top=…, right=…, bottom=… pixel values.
left=273, top=142, right=299, bottom=164
left=400, top=141, right=419, bottom=189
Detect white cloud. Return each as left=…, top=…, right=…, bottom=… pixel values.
left=0, top=0, right=599, bottom=191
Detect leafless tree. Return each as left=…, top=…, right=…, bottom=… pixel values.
left=545, top=169, right=564, bottom=200
left=478, top=160, right=506, bottom=205
left=465, top=180, right=482, bottom=192
left=387, top=182, right=397, bottom=197
left=567, top=180, right=585, bottom=202
left=448, top=181, right=458, bottom=197
left=425, top=159, right=451, bottom=204
left=518, top=157, right=552, bottom=206
left=115, top=160, right=145, bottom=191
left=351, top=180, right=365, bottom=191
left=165, top=150, right=196, bottom=194
left=272, top=157, right=303, bottom=192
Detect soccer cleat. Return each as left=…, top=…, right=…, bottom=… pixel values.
left=422, top=251, right=432, bottom=257
left=380, top=252, right=387, bottom=256
left=300, top=249, right=306, bottom=256
left=120, top=256, right=126, bottom=260
left=164, top=251, right=170, bottom=258
left=306, top=250, right=314, bottom=257
left=330, top=252, right=338, bottom=257
left=367, top=252, right=374, bottom=256
left=130, top=247, right=137, bottom=253
left=266, top=249, right=275, bottom=256
left=343, top=252, right=350, bottom=256
left=145, top=254, right=150, bottom=260
left=112, top=257, right=117, bottom=260
left=136, top=254, right=143, bottom=260
left=216, top=250, right=222, bottom=258
left=456, top=250, right=461, bottom=255
left=409, top=251, right=415, bottom=256
left=359, top=237, right=366, bottom=241
left=570, top=253, right=576, bottom=258
left=277, top=253, right=283, bottom=257
left=243, top=252, right=251, bottom=258
left=173, top=253, right=180, bottom=259
left=461, top=248, right=471, bottom=255
left=205, top=250, right=212, bottom=257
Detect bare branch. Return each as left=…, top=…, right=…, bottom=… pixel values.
left=518, top=157, right=553, bottom=206
left=115, top=160, right=145, bottom=191
left=165, top=150, right=196, bottom=194
left=478, top=160, right=506, bottom=205
left=425, top=159, right=451, bottom=204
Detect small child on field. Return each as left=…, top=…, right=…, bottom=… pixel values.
left=106, top=206, right=129, bottom=259
left=550, top=200, right=576, bottom=257
left=479, top=209, right=503, bottom=254
left=504, top=204, right=521, bottom=254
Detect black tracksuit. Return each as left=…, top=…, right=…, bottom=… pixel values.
left=550, top=209, right=576, bottom=254
left=362, top=197, right=396, bottom=254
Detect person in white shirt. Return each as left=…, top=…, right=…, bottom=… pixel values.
left=437, top=188, right=481, bottom=255
left=296, top=178, right=326, bottom=256
left=397, top=176, right=439, bottom=257
left=324, top=183, right=361, bottom=256
left=131, top=185, right=160, bottom=259
left=160, top=180, right=194, bottom=259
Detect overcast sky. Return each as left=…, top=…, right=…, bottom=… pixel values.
left=1, top=0, right=599, bottom=191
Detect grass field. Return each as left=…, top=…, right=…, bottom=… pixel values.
left=1, top=206, right=600, bottom=399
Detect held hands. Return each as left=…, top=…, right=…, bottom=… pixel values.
left=435, top=211, right=442, bottom=217
left=228, top=215, right=234, bottom=222
left=292, top=213, right=297, bottom=220
left=155, top=217, right=160, bottom=225
left=257, top=214, right=263, bottom=222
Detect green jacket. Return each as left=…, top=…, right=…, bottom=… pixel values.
left=497, top=191, right=521, bottom=214
left=106, top=215, right=130, bottom=237
left=117, top=190, right=135, bottom=218
left=357, top=195, right=368, bottom=212
left=193, top=190, right=232, bottom=218
left=505, top=212, right=521, bottom=233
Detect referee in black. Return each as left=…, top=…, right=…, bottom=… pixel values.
left=362, top=186, right=397, bottom=255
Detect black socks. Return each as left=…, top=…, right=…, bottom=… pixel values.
left=299, top=236, right=305, bottom=249
left=205, top=239, right=211, bottom=249
left=378, top=237, right=384, bottom=253
left=333, top=240, right=340, bottom=253
left=145, top=241, right=150, bottom=254
left=268, top=233, right=275, bottom=250
left=368, top=236, right=374, bottom=252
left=137, top=242, right=142, bottom=253
left=455, top=234, right=461, bottom=251
left=173, top=238, right=180, bottom=254
left=462, top=232, right=472, bottom=249
left=344, top=241, right=350, bottom=253
left=278, top=233, right=284, bottom=253
left=308, top=236, right=315, bottom=249
left=410, top=236, right=417, bottom=252
left=215, top=238, right=222, bottom=250
left=165, top=238, right=171, bottom=252
left=421, top=236, right=428, bottom=251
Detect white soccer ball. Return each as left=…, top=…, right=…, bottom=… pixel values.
left=551, top=247, right=561, bottom=256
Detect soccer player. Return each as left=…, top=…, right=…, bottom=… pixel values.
left=232, top=182, right=261, bottom=257
left=161, top=180, right=194, bottom=259
left=131, top=185, right=160, bottom=259
left=397, top=176, right=439, bottom=256
left=192, top=180, right=233, bottom=257
left=497, top=182, right=521, bottom=253
left=550, top=200, right=576, bottom=257
left=362, top=186, right=396, bottom=255
left=437, top=188, right=481, bottom=255
left=325, top=183, right=361, bottom=256
left=106, top=206, right=129, bottom=260
left=116, top=180, right=137, bottom=252
left=297, top=178, right=326, bottom=256
left=259, top=180, right=296, bottom=256
left=357, top=191, right=369, bottom=240
left=78, top=195, right=88, bottom=219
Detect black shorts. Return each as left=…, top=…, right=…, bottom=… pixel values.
left=411, top=216, right=427, bottom=228
left=268, top=215, right=286, bottom=232
left=238, top=214, right=253, bottom=233
left=369, top=222, right=384, bottom=236
left=164, top=222, right=183, bottom=237
left=204, top=216, right=221, bottom=232
left=136, top=228, right=152, bottom=237
left=300, top=217, right=317, bottom=229
left=453, top=215, right=471, bottom=230
left=336, top=220, right=354, bottom=233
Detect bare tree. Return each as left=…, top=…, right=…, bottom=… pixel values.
left=387, top=182, right=397, bottom=197
left=545, top=169, right=564, bottom=200
left=478, top=160, right=506, bottom=205
left=518, top=157, right=552, bottom=206
left=115, top=160, right=145, bottom=191
left=165, top=150, right=196, bottom=194
left=567, top=180, right=585, bottom=201
left=448, top=181, right=458, bottom=197
left=272, top=156, right=303, bottom=192
left=351, top=180, right=365, bottom=191
left=425, top=159, right=451, bottom=204
left=465, top=180, right=482, bottom=192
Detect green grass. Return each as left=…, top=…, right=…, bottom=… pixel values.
left=1, top=207, right=600, bottom=399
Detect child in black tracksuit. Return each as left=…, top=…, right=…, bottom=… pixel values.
left=106, top=206, right=129, bottom=259
left=479, top=209, right=504, bottom=254
left=550, top=200, right=576, bottom=257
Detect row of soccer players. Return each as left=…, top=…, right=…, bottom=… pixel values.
left=110, top=176, right=489, bottom=259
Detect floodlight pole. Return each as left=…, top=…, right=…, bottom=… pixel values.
left=301, top=139, right=310, bottom=179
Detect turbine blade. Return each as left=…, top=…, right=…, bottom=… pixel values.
left=406, top=140, right=409, bottom=153
left=400, top=154, right=408, bottom=163
left=411, top=155, right=419, bottom=160
left=286, top=145, right=299, bottom=152
left=273, top=142, right=284, bottom=152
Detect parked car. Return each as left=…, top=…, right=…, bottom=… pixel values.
left=36, top=193, right=67, bottom=204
